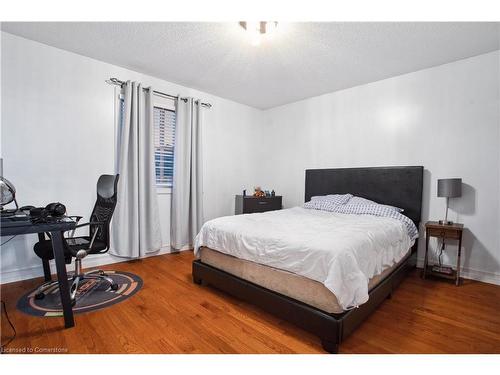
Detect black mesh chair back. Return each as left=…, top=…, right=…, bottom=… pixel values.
left=89, top=174, right=119, bottom=251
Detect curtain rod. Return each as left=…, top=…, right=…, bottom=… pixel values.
left=105, top=77, right=212, bottom=108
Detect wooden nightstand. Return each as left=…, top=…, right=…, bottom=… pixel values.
left=423, top=221, right=464, bottom=286
left=235, top=195, right=282, bottom=214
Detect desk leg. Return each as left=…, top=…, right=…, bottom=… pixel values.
left=50, top=230, right=75, bottom=328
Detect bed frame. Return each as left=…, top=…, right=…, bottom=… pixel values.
left=192, top=166, right=423, bottom=353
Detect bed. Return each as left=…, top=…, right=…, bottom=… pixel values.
left=192, top=166, right=423, bottom=353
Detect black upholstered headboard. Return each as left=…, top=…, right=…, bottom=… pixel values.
left=304, top=166, right=423, bottom=225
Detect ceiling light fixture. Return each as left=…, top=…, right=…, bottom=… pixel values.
left=239, top=21, right=278, bottom=46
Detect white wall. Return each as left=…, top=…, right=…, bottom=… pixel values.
left=259, top=51, right=500, bottom=285
left=0, top=32, right=262, bottom=283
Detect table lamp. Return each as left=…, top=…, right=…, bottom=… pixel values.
left=437, top=178, right=462, bottom=225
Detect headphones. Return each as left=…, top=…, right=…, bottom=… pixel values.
left=45, top=202, right=66, bottom=217
left=24, top=202, right=67, bottom=222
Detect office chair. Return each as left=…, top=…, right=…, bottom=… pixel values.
left=33, top=174, right=119, bottom=304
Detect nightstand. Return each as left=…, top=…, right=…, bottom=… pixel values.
left=235, top=195, right=282, bottom=214
left=423, top=221, right=464, bottom=286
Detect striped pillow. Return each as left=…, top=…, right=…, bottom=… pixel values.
left=347, top=196, right=404, bottom=213
left=304, top=194, right=353, bottom=209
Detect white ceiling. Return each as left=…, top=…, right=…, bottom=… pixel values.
left=2, top=22, right=499, bottom=109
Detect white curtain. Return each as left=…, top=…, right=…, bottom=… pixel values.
left=111, top=81, right=162, bottom=257
left=170, top=98, right=204, bottom=251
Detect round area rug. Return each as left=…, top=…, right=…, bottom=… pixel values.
left=17, top=271, right=142, bottom=317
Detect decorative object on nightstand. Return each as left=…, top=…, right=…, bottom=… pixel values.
left=437, top=178, right=462, bottom=225
left=423, top=221, right=464, bottom=286
left=253, top=186, right=266, bottom=198
left=235, top=194, right=282, bottom=214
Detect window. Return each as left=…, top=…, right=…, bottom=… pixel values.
left=153, top=106, right=176, bottom=187
left=116, top=93, right=176, bottom=188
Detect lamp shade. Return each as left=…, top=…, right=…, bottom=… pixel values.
left=437, top=178, right=462, bottom=198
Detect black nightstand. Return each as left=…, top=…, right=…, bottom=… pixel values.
left=423, top=221, right=464, bottom=286
left=235, top=195, right=282, bottom=215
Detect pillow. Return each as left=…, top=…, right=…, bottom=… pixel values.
left=304, top=194, right=352, bottom=210
left=310, top=194, right=353, bottom=205
left=347, top=196, right=404, bottom=213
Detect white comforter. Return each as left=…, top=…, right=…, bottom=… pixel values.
left=194, top=207, right=413, bottom=310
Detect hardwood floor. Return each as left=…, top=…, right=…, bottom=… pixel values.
left=1, top=251, right=499, bottom=353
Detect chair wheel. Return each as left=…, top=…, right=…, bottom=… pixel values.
left=35, top=292, right=45, bottom=300
left=110, top=283, right=119, bottom=291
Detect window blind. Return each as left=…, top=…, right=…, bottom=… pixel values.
left=153, top=106, right=176, bottom=187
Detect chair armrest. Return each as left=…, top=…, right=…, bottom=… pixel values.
left=65, top=221, right=105, bottom=250
left=66, top=216, right=83, bottom=238
left=64, top=221, right=105, bottom=240
left=74, top=221, right=106, bottom=229
left=67, top=215, right=83, bottom=223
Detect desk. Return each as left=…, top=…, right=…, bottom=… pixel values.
left=1, top=218, right=76, bottom=328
